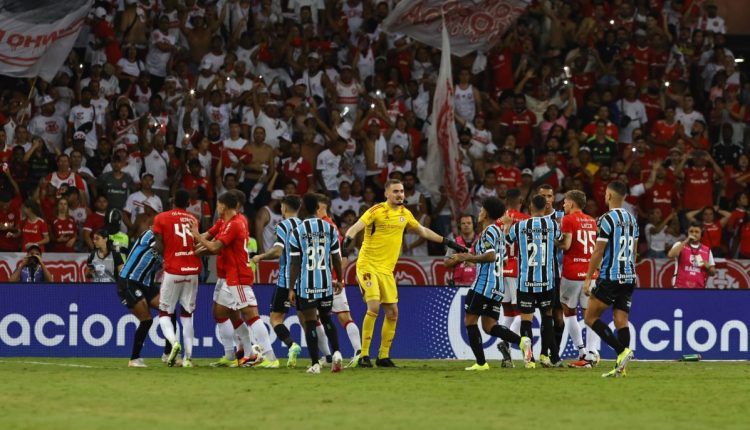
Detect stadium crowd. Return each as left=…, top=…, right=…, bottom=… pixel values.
left=0, top=0, right=748, bottom=263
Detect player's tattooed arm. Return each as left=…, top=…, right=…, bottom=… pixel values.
left=252, top=244, right=282, bottom=263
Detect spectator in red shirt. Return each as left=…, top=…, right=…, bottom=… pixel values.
left=182, top=158, right=212, bottom=199
left=650, top=106, right=684, bottom=157
left=20, top=200, right=50, bottom=252
left=49, top=198, right=78, bottom=253
left=500, top=94, right=537, bottom=151
left=0, top=189, right=22, bottom=252
left=687, top=206, right=732, bottom=257
left=581, top=105, right=620, bottom=142
left=675, top=150, right=724, bottom=210
left=643, top=161, right=679, bottom=217
left=281, top=141, right=314, bottom=194
left=495, top=148, right=522, bottom=189
left=723, top=153, right=750, bottom=203
left=83, top=195, right=109, bottom=251
left=733, top=212, right=750, bottom=259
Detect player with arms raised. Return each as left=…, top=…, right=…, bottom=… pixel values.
left=343, top=179, right=467, bottom=368
left=583, top=181, right=637, bottom=377
left=152, top=190, right=201, bottom=368
left=191, top=191, right=279, bottom=368
left=502, top=195, right=562, bottom=368
left=558, top=190, right=600, bottom=367
left=448, top=197, right=527, bottom=371
left=288, top=194, right=345, bottom=374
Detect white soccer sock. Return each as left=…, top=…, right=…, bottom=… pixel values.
left=586, top=323, right=601, bottom=356
left=345, top=321, right=362, bottom=353
left=565, top=315, right=584, bottom=350
left=316, top=323, right=331, bottom=357
left=510, top=316, right=521, bottom=336
left=502, top=315, right=515, bottom=331
left=235, top=322, right=253, bottom=358
left=249, top=318, right=276, bottom=361
left=159, top=315, right=177, bottom=346
left=217, top=319, right=235, bottom=360
left=180, top=315, right=194, bottom=359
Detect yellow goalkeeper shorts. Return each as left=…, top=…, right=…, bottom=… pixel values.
left=357, top=270, right=398, bottom=304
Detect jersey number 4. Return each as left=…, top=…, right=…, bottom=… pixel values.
left=173, top=223, right=194, bottom=247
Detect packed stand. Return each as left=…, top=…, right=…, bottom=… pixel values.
left=0, top=0, right=747, bottom=260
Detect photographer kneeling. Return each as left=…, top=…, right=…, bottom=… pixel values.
left=9, top=244, right=53, bottom=283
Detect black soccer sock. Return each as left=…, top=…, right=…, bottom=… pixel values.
left=541, top=315, right=559, bottom=362
left=554, top=324, right=564, bottom=356
left=319, top=313, right=340, bottom=352
left=131, top=319, right=153, bottom=360
left=520, top=320, right=533, bottom=340
left=466, top=324, right=486, bottom=365
left=163, top=314, right=177, bottom=354
left=591, top=319, right=625, bottom=354
left=617, top=327, right=631, bottom=349
left=304, top=320, right=320, bottom=365
left=489, top=325, right=521, bottom=345
left=273, top=324, right=295, bottom=348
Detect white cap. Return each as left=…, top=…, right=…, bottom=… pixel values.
left=94, top=7, right=107, bottom=19
left=271, top=190, right=285, bottom=200
left=199, top=59, right=212, bottom=70
left=294, top=78, right=307, bottom=86
left=73, top=131, right=86, bottom=140
left=521, top=168, right=533, bottom=176
left=41, top=95, right=55, bottom=105
left=308, top=52, right=321, bottom=60
left=279, top=132, right=292, bottom=142
left=143, top=196, right=163, bottom=213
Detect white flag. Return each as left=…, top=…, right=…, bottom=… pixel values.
left=382, top=0, right=529, bottom=57
left=422, top=21, right=470, bottom=220
left=0, top=1, right=93, bottom=81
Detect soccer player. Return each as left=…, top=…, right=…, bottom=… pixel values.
left=287, top=194, right=345, bottom=374
left=558, top=190, right=601, bottom=368
left=118, top=227, right=164, bottom=368
left=495, top=188, right=529, bottom=367
left=199, top=190, right=255, bottom=367
left=583, top=181, right=637, bottom=377
left=252, top=195, right=304, bottom=367
left=343, top=179, right=467, bottom=367
left=447, top=197, right=528, bottom=371
left=191, top=191, right=279, bottom=368
left=153, top=190, right=201, bottom=368
left=537, top=184, right=566, bottom=359
left=317, top=194, right=362, bottom=367
left=502, top=194, right=562, bottom=368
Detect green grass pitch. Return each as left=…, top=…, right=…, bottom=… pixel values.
left=0, top=358, right=747, bottom=430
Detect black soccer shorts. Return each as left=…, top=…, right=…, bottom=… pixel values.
left=591, top=279, right=635, bottom=313
left=117, top=278, right=159, bottom=309
left=464, top=289, right=502, bottom=320
left=517, top=289, right=554, bottom=314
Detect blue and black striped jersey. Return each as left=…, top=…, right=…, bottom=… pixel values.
left=288, top=218, right=341, bottom=299
left=273, top=217, right=302, bottom=289
left=547, top=209, right=565, bottom=277
left=470, top=224, right=505, bottom=301
left=119, top=229, right=162, bottom=286
left=597, top=208, right=639, bottom=283
left=506, top=217, right=561, bottom=293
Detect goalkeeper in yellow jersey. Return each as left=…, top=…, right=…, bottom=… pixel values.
left=343, top=179, right=468, bottom=367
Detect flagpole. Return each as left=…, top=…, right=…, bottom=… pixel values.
left=27, top=77, right=38, bottom=101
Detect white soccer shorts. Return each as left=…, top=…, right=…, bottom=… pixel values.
left=332, top=287, right=350, bottom=313
left=500, top=277, right=518, bottom=304
left=212, top=278, right=225, bottom=302
left=216, top=281, right=257, bottom=311
left=560, top=277, right=591, bottom=309
left=159, top=272, right=199, bottom=313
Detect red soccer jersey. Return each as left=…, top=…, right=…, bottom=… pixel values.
left=0, top=196, right=22, bottom=251
left=495, top=208, right=529, bottom=277
left=215, top=213, right=253, bottom=286
left=208, top=219, right=226, bottom=279
left=152, top=209, right=201, bottom=275
left=495, top=165, right=522, bottom=189
left=582, top=121, right=619, bottom=142
left=682, top=167, right=714, bottom=210
left=282, top=157, right=314, bottom=194
left=647, top=182, right=677, bottom=218
left=21, top=218, right=48, bottom=252
left=49, top=217, right=77, bottom=252
left=739, top=223, right=750, bottom=257
left=182, top=174, right=213, bottom=199
left=500, top=110, right=536, bottom=148
left=561, top=211, right=598, bottom=280
left=701, top=221, right=722, bottom=249
left=490, top=48, right=514, bottom=92
left=83, top=211, right=106, bottom=234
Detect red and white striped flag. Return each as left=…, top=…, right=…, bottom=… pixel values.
left=423, top=21, right=470, bottom=219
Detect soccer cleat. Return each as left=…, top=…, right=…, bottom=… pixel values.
left=346, top=356, right=360, bottom=368
left=375, top=357, right=397, bottom=367
left=465, top=363, right=490, bottom=371
left=161, top=353, right=168, bottom=363
left=306, top=363, right=321, bottom=374
left=497, top=341, right=512, bottom=364
left=128, top=358, right=147, bottom=368
left=520, top=337, right=533, bottom=368
left=319, top=355, right=333, bottom=368
left=238, top=356, right=256, bottom=367
left=501, top=359, right=514, bottom=368
left=601, top=368, right=622, bottom=378
left=209, top=357, right=237, bottom=368
left=616, top=348, right=634, bottom=373
left=235, top=348, right=245, bottom=360
left=167, top=342, right=182, bottom=367
left=568, top=359, right=593, bottom=369
left=539, top=354, right=553, bottom=368
left=182, top=359, right=193, bottom=368
left=331, top=351, right=343, bottom=373
left=357, top=355, right=373, bottom=368
left=287, top=343, right=302, bottom=368
left=257, top=359, right=280, bottom=369
left=552, top=360, right=565, bottom=368
left=525, top=361, right=536, bottom=369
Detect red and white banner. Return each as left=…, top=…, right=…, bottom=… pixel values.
left=382, top=0, right=529, bottom=57
left=422, top=20, right=470, bottom=219
left=0, top=1, right=93, bottom=81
